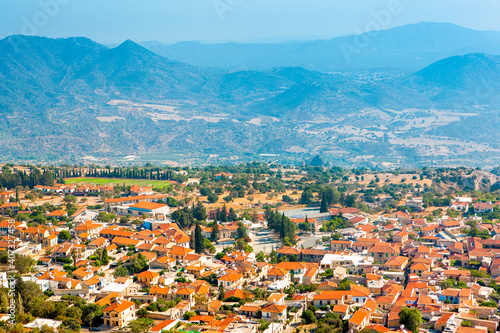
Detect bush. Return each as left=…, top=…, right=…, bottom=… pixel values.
left=207, top=192, right=219, bottom=203
left=301, top=310, right=317, bottom=324
left=183, top=311, right=196, bottom=320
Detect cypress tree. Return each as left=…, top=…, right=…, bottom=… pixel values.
left=194, top=222, right=204, bottom=253
left=320, top=192, right=328, bottom=213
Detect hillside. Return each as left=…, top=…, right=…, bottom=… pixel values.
left=0, top=35, right=499, bottom=167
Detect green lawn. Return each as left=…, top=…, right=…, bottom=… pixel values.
left=64, top=177, right=176, bottom=187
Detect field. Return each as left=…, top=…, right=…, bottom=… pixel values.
left=64, top=177, right=177, bottom=187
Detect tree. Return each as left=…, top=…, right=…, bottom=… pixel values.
left=399, top=306, right=423, bottom=333
left=337, top=278, right=354, bottom=291
left=211, top=219, right=219, bottom=241
left=14, top=254, right=36, bottom=274
left=320, top=193, right=328, bottom=213
left=82, top=303, right=103, bottom=329
left=70, top=249, right=78, bottom=268
left=114, top=266, right=128, bottom=278
left=344, top=194, right=357, bottom=208
left=58, top=230, right=72, bottom=241
left=218, top=283, right=225, bottom=300
left=183, top=311, right=196, bottom=320
left=236, top=222, right=247, bottom=240
left=193, top=201, right=207, bottom=221
left=194, top=222, right=205, bottom=253
left=302, top=309, right=317, bottom=324
left=207, top=192, right=219, bottom=203
left=228, top=207, right=238, bottom=221
left=102, top=248, right=110, bottom=265
left=137, top=308, right=149, bottom=318
left=63, top=194, right=77, bottom=204
left=203, top=239, right=216, bottom=253
left=128, top=318, right=154, bottom=333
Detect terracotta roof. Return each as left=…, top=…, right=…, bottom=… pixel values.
left=349, top=308, right=370, bottom=325
left=103, top=300, right=135, bottom=313
left=218, top=273, right=243, bottom=282
left=261, top=303, right=287, bottom=314
left=137, top=270, right=159, bottom=279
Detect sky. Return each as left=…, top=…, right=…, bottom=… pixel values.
left=1, top=0, right=500, bottom=45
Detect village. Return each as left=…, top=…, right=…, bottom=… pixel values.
left=0, top=164, right=500, bottom=333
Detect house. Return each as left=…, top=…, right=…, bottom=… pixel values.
left=405, top=198, right=424, bottom=211
left=19, top=227, right=49, bottom=243
left=434, top=312, right=456, bottom=331
left=268, top=267, right=291, bottom=281
left=42, top=234, right=58, bottom=248
left=313, top=290, right=349, bottom=307
left=317, top=281, right=338, bottom=291
left=491, top=258, right=500, bottom=277
left=46, top=209, right=68, bottom=219
left=168, top=245, right=195, bottom=261
left=439, top=289, right=472, bottom=304
left=0, top=202, right=19, bottom=216
left=410, top=263, right=430, bottom=275
left=136, top=271, right=160, bottom=286
left=129, top=185, right=154, bottom=196
left=348, top=308, right=371, bottom=331
left=276, top=247, right=302, bottom=261
left=473, top=202, right=494, bottom=214
left=331, top=304, right=350, bottom=318
left=224, top=288, right=253, bottom=301
left=150, top=320, right=179, bottom=333
left=384, top=256, right=409, bottom=271
left=73, top=221, right=104, bottom=238
left=239, top=305, right=261, bottom=318
left=393, top=231, right=409, bottom=243
left=217, top=273, right=243, bottom=290
left=103, top=300, right=136, bottom=327
left=150, top=256, right=176, bottom=269
left=352, top=238, right=380, bottom=252
left=368, top=242, right=400, bottom=263
left=331, top=240, right=352, bottom=251
left=261, top=303, right=287, bottom=323
left=87, top=237, right=109, bottom=250
left=72, top=266, right=96, bottom=281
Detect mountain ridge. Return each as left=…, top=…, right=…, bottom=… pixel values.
left=141, top=22, right=500, bottom=72
left=0, top=33, right=499, bottom=167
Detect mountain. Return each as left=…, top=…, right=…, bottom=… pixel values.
left=0, top=34, right=499, bottom=167
left=143, top=23, right=500, bottom=72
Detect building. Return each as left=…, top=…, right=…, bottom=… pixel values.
left=136, top=271, right=160, bottom=286
left=261, top=303, right=287, bottom=323
left=103, top=300, right=136, bottom=327
left=368, top=243, right=400, bottom=264
left=405, top=198, right=424, bottom=211
left=113, top=202, right=170, bottom=219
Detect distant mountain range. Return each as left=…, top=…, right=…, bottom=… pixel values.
left=141, top=23, right=500, bottom=72
left=0, top=23, right=499, bottom=167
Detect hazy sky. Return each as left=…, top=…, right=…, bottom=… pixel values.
left=1, top=0, right=500, bottom=44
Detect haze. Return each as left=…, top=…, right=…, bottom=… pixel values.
left=1, top=0, right=500, bottom=44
